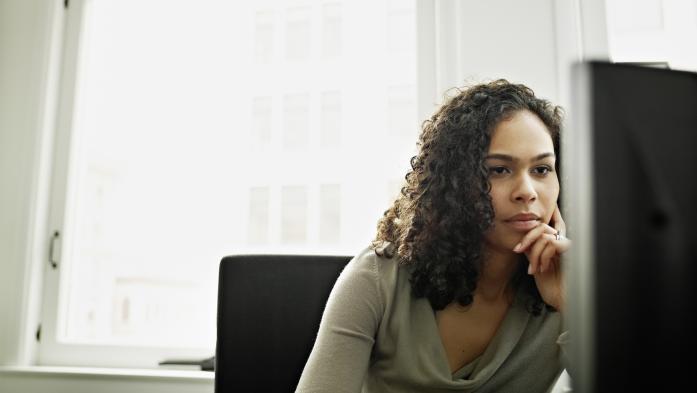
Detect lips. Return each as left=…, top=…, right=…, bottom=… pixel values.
left=507, top=213, right=540, bottom=221
left=505, top=219, right=540, bottom=231
left=504, top=213, right=541, bottom=231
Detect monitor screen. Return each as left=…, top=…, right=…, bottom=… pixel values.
left=566, top=62, right=697, bottom=392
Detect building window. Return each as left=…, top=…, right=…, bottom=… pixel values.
left=44, top=0, right=417, bottom=367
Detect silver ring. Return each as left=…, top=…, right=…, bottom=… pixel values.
left=555, top=232, right=562, bottom=241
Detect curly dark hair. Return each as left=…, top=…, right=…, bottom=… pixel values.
left=372, top=79, right=563, bottom=315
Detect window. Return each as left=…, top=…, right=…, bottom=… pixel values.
left=281, top=185, right=309, bottom=243
left=319, top=184, right=341, bottom=244
left=321, top=3, right=342, bottom=58
left=255, top=11, right=275, bottom=64
left=252, top=97, right=273, bottom=145
left=247, top=186, right=270, bottom=244
left=285, top=7, right=312, bottom=61
left=320, top=91, right=341, bottom=148
left=43, top=0, right=419, bottom=367
left=283, top=93, right=310, bottom=149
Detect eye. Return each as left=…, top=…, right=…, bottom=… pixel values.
left=488, top=166, right=510, bottom=176
left=532, top=165, right=554, bottom=176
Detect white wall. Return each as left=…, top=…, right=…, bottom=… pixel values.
left=433, top=0, right=561, bottom=101
left=0, top=0, right=608, bottom=391
left=422, top=0, right=609, bottom=127
left=606, top=0, right=697, bottom=71
left=0, top=0, right=59, bottom=368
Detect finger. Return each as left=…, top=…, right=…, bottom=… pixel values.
left=514, top=223, right=548, bottom=252
left=526, top=235, right=549, bottom=274
left=539, top=242, right=558, bottom=273
left=515, top=224, right=557, bottom=253
left=526, top=234, right=553, bottom=274
left=552, top=205, right=566, bottom=235
left=555, top=236, right=572, bottom=254
left=541, top=237, right=573, bottom=273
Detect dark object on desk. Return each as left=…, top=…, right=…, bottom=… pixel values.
left=567, top=61, right=697, bottom=393
left=215, top=254, right=351, bottom=393
left=159, top=356, right=215, bottom=371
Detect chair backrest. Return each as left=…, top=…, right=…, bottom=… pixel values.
left=215, top=254, right=352, bottom=393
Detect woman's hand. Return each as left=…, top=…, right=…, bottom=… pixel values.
left=513, top=204, right=571, bottom=312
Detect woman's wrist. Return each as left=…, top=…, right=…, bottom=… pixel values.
left=553, top=293, right=565, bottom=313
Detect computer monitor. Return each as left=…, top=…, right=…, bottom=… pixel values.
left=566, top=62, right=697, bottom=392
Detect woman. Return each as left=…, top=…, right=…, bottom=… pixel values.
left=297, top=80, right=571, bottom=392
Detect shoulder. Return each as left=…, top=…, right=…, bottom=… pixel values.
left=336, top=245, right=402, bottom=302
left=347, top=244, right=400, bottom=282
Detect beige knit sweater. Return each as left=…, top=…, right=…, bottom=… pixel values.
left=297, top=247, right=568, bottom=393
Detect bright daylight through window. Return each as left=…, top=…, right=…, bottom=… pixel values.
left=48, top=0, right=418, bottom=359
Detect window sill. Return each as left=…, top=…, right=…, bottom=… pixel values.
left=0, top=366, right=213, bottom=393
left=0, top=366, right=215, bottom=383
left=0, top=365, right=213, bottom=381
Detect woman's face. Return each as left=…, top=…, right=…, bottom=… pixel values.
left=483, top=110, right=559, bottom=252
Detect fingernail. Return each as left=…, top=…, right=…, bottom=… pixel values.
left=527, top=264, right=534, bottom=275
left=514, top=243, right=522, bottom=252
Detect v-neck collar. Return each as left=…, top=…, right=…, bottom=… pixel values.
left=429, top=285, right=532, bottom=388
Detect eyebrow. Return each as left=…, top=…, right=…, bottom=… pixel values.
left=484, top=152, right=556, bottom=162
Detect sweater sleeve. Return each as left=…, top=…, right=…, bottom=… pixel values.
left=296, top=250, right=385, bottom=393
left=556, top=330, right=572, bottom=378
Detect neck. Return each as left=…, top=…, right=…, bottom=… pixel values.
left=476, top=245, right=520, bottom=303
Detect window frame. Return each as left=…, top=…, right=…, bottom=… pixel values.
left=40, top=0, right=218, bottom=368
left=39, top=0, right=436, bottom=368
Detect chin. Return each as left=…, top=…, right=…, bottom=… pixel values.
left=485, top=238, right=518, bottom=254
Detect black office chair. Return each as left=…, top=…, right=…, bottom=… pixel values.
left=215, top=254, right=352, bottom=393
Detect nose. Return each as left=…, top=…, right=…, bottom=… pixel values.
left=511, top=174, right=537, bottom=204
